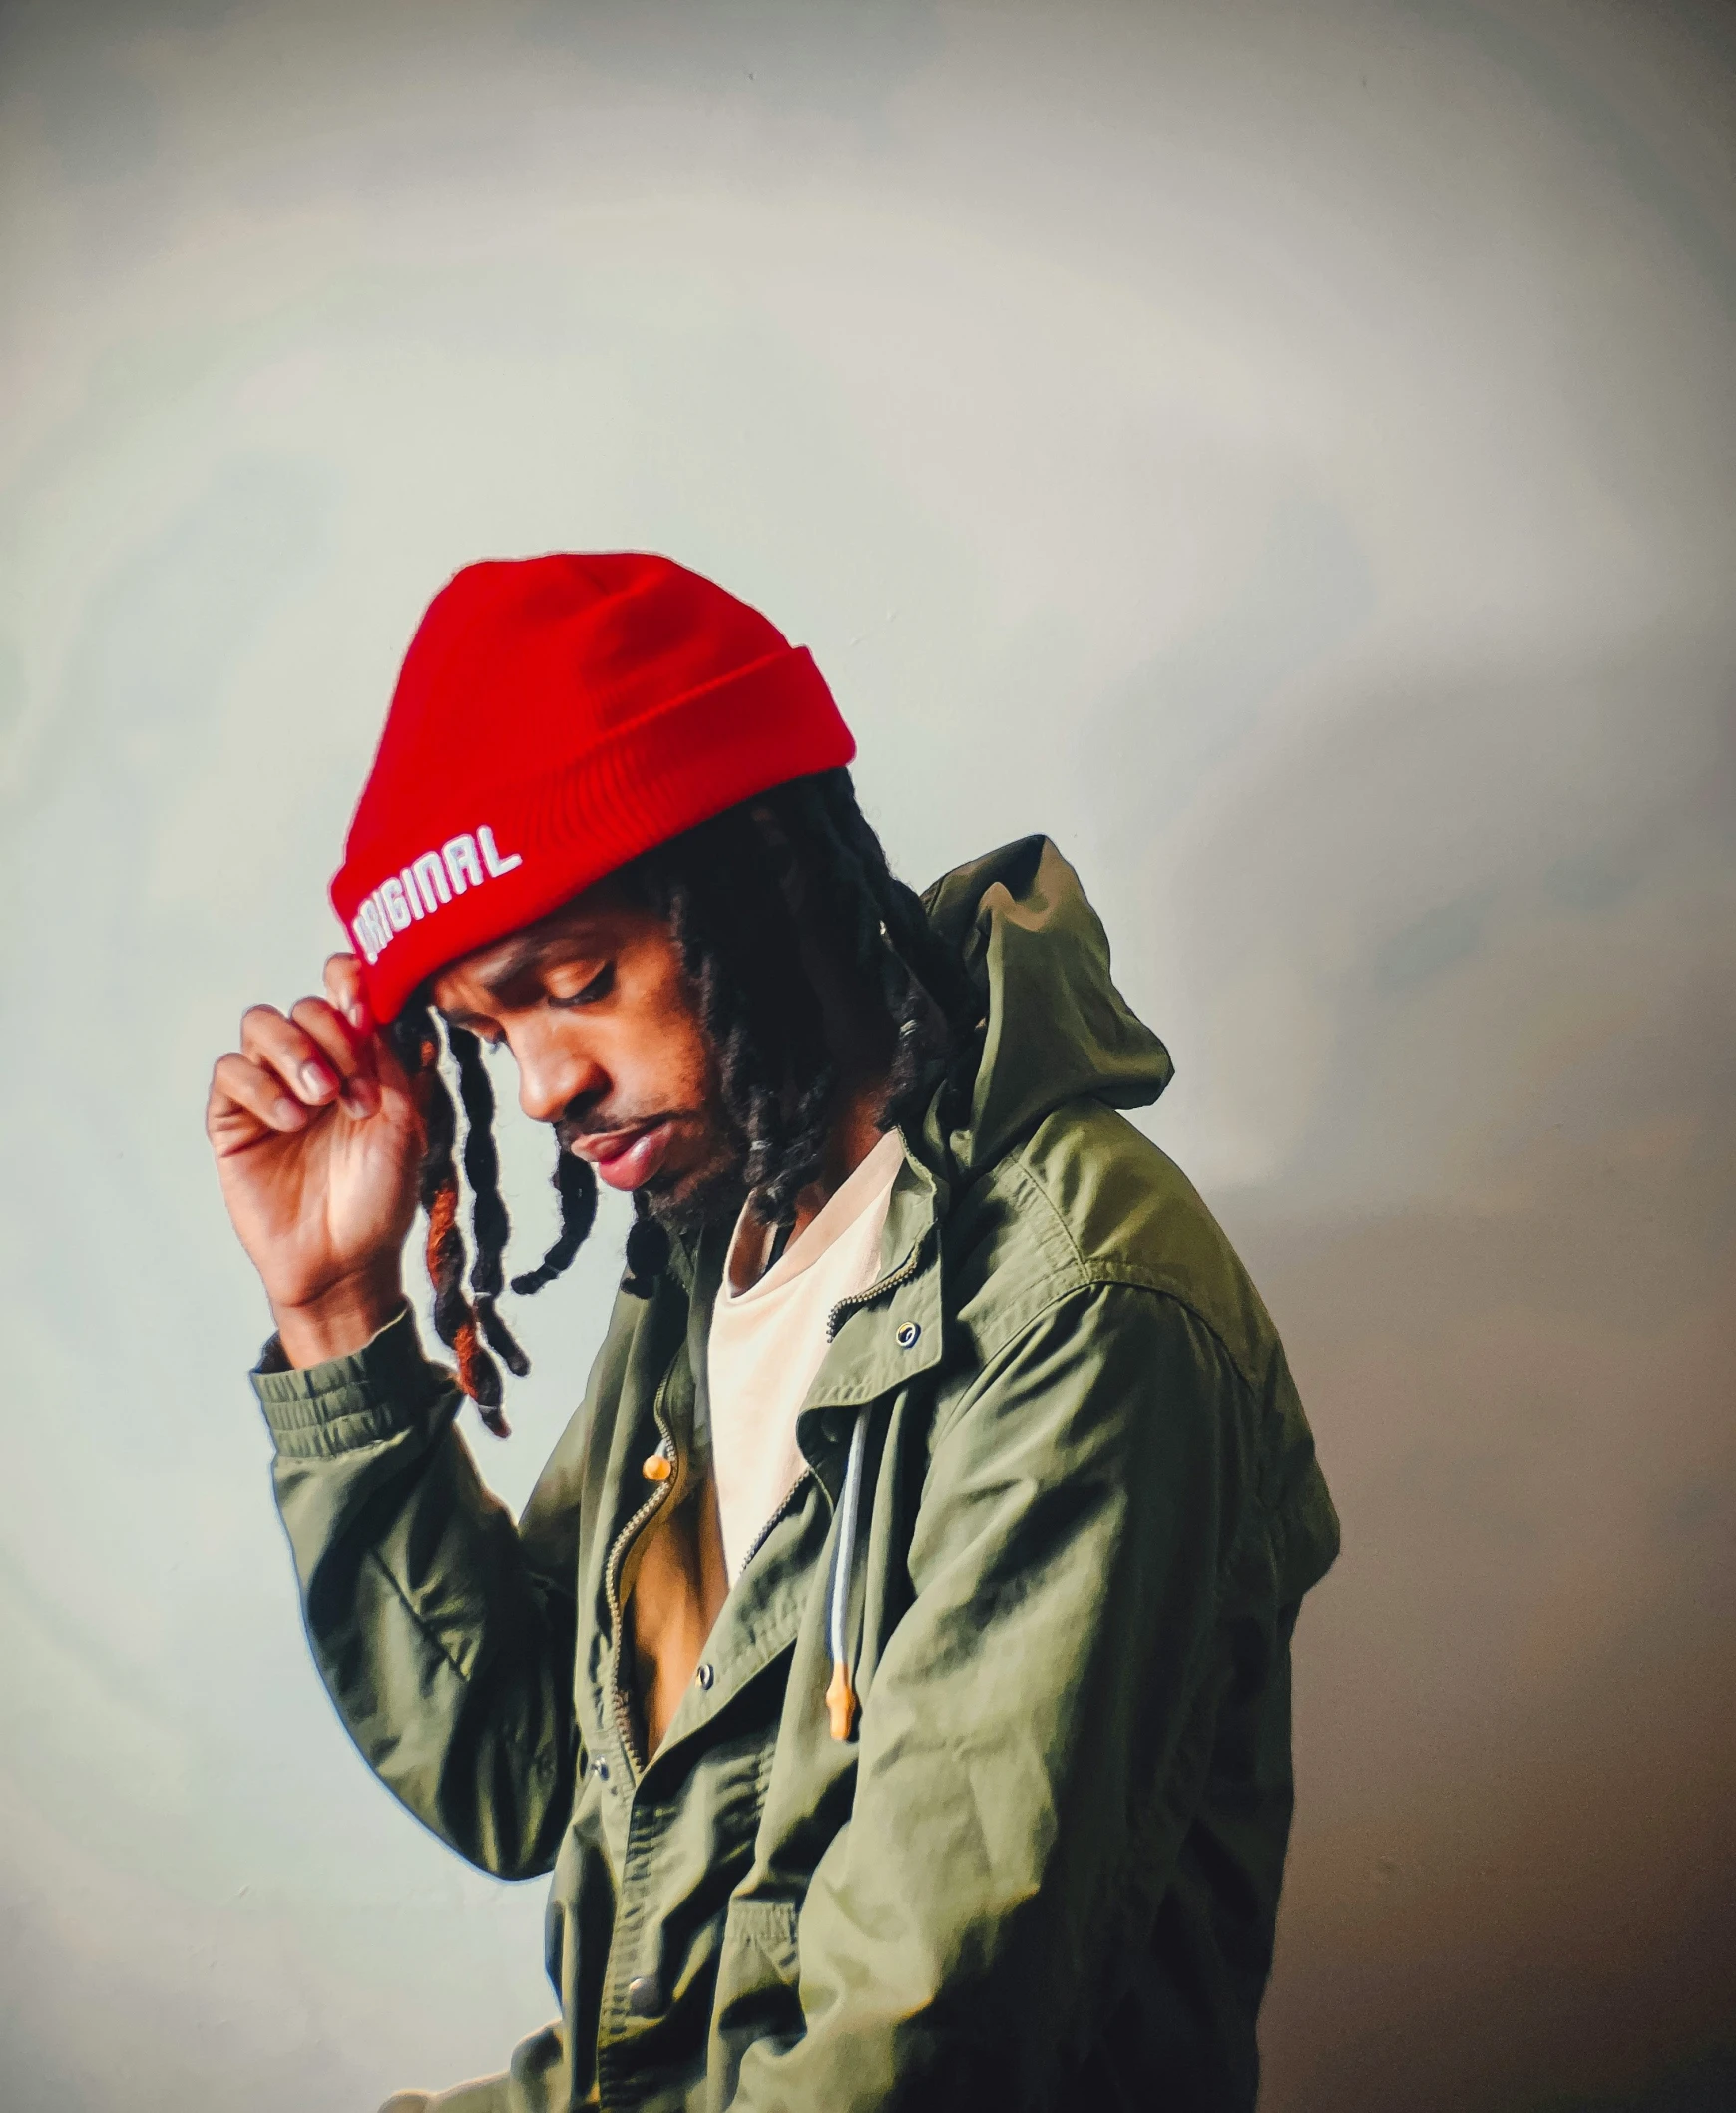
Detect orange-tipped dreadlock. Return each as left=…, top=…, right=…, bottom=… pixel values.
left=423, top=1175, right=498, bottom=1430
left=394, top=1015, right=514, bottom=1438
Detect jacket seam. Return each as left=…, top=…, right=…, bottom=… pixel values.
left=952, top=1214, right=1267, bottom=1404
left=981, top=1148, right=1089, bottom=1279
left=934, top=1272, right=1287, bottom=1568
left=925, top=1274, right=1132, bottom=1448
left=358, top=1547, right=571, bottom=1809
left=363, top=1545, right=474, bottom=1686
left=979, top=1109, right=1269, bottom=1395
left=1083, top=1267, right=1264, bottom=1395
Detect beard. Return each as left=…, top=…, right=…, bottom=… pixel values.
left=635, top=1131, right=750, bottom=1237
left=554, top=1095, right=750, bottom=1240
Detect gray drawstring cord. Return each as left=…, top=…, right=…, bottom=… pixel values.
left=825, top=1407, right=870, bottom=1740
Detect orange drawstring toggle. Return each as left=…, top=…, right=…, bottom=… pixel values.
left=825, top=1659, right=858, bottom=1742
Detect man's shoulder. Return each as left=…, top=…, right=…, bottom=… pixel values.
left=944, top=1097, right=1283, bottom=1395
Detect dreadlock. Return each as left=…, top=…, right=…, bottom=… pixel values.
left=447, top=1023, right=536, bottom=1368
left=508, top=1140, right=599, bottom=1296
left=394, top=768, right=978, bottom=1425
left=389, top=1003, right=513, bottom=1438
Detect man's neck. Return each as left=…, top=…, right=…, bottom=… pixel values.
left=797, top=912, right=899, bottom=1227
left=728, top=1072, right=892, bottom=1294
left=809, top=1069, right=894, bottom=1223
left=742, top=913, right=900, bottom=1271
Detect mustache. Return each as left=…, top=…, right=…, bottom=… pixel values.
left=554, top=1095, right=685, bottom=1154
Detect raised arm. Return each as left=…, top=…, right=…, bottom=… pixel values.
left=210, top=954, right=580, bottom=1877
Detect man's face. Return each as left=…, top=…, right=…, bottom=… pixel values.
left=428, top=883, right=743, bottom=1229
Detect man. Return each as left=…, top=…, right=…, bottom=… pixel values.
left=208, top=553, right=1339, bottom=2113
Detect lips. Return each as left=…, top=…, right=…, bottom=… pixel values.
left=571, top=1117, right=675, bottom=1192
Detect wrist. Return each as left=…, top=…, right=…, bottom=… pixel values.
left=272, top=1267, right=406, bottom=1369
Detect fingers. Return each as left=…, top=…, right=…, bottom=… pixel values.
left=324, top=951, right=416, bottom=1097
left=211, top=961, right=394, bottom=1159
left=322, top=952, right=372, bottom=1036
left=208, top=1049, right=311, bottom=1142
left=239, top=1002, right=338, bottom=1110
left=290, top=996, right=380, bottom=1116
left=238, top=1001, right=377, bottom=1121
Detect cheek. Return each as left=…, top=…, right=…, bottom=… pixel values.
left=602, top=916, right=717, bottom=1113
left=663, top=1009, right=716, bottom=1107
left=639, top=965, right=715, bottom=1105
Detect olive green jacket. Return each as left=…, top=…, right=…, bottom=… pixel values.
left=252, top=839, right=1339, bottom=2113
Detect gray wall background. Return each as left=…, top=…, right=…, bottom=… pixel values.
left=2, top=3, right=1732, bottom=2108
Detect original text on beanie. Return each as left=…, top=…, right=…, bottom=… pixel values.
left=332, top=553, right=856, bottom=1021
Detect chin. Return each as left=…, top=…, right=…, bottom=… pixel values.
left=640, top=1154, right=747, bottom=1238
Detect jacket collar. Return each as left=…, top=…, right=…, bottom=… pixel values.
left=802, top=1134, right=943, bottom=1412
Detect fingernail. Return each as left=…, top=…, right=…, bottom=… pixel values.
left=272, top=1097, right=306, bottom=1128
left=299, top=1062, right=333, bottom=1100
left=347, top=1002, right=371, bottom=1033
left=341, top=1076, right=380, bottom=1116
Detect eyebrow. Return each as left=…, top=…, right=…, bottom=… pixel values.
left=438, top=919, right=615, bottom=1017
left=471, top=934, right=562, bottom=992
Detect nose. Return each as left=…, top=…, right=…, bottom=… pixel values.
left=510, top=1018, right=607, bottom=1126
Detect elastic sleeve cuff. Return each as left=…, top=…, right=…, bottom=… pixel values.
left=250, top=1304, right=457, bottom=1459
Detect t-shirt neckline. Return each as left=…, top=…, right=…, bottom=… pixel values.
left=722, top=1128, right=905, bottom=1306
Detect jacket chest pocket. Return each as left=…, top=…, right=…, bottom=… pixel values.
left=708, top=1896, right=802, bottom=2104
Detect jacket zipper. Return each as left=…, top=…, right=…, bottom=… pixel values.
left=735, top=1466, right=815, bottom=1576
left=823, top=1241, right=925, bottom=1342
left=605, top=1240, right=927, bottom=1759
left=602, top=1374, right=679, bottom=1778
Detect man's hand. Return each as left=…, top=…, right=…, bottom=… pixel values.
left=208, top=953, right=423, bottom=1367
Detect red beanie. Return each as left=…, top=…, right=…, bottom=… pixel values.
left=332, top=553, right=856, bottom=1021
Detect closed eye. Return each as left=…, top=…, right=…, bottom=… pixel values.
left=549, top=963, right=615, bottom=1009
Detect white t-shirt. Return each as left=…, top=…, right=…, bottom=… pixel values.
left=706, top=1129, right=905, bottom=1584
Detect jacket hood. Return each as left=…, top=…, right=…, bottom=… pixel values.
left=921, top=836, right=1172, bottom=1180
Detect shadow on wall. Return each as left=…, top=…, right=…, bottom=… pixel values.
left=1251, top=1182, right=1735, bottom=2113
left=1549, top=2048, right=1736, bottom=2113
left=1167, top=647, right=1736, bottom=2113
left=1068, top=583, right=1736, bottom=2112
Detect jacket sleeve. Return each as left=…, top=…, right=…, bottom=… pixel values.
left=252, top=1305, right=581, bottom=1880
left=734, top=1280, right=1264, bottom=2113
